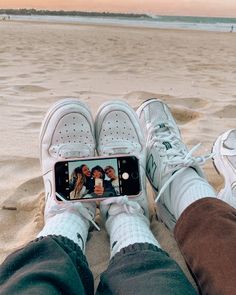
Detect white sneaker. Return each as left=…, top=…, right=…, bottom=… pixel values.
left=95, top=100, right=149, bottom=219
left=137, top=98, right=210, bottom=229
left=39, top=98, right=96, bottom=226
left=212, top=129, right=236, bottom=208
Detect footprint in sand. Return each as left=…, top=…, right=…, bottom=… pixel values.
left=19, top=176, right=43, bottom=196
left=1, top=190, right=45, bottom=260
left=170, top=97, right=209, bottom=109
left=215, top=105, right=236, bottom=118
left=171, top=106, right=200, bottom=124
left=14, top=85, right=49, bottom=93
left=124, top=92, right=201, bottom=124
left=1, top=172, right=44, bottom=251
left=0, top=76, right=10, bottom=81
left=18, top=73, right=30, bottom=79
left=1, top=175, right=43, bottom=211
left=125, top=91, right=169, bottom=110
left=21, top=109, right=44, bottom=116
left=25, top=122, right=41, bottom=129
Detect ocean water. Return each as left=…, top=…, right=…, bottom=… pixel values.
left=1, top=13, right=236, bottom=33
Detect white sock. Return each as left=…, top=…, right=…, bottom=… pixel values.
left=167, top=168, right=216, bottom=220
left=37, top=211, right=89, bottom=253
left=106, top=213, right=160, bottom=258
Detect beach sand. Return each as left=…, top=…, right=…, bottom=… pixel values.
left=0, top=20, right=235, bottom=291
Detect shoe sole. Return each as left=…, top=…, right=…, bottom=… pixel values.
left=39, top=98, right=94, bottom=164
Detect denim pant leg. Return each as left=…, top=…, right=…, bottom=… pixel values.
left=0, top=235, right=94, bottom=295
left=96, top=243, right=196, bottom=295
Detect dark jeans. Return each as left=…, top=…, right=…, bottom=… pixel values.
left=0, top=236, right=195, bottom=295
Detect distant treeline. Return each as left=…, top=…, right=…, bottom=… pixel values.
left=0, top=9, right=235, bottom=23
left=0, top=8, right=147, bottom=18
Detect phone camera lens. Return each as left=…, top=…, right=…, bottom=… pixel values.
left=131, top=172, right=138, bottom=179
left=122, top=172, right=129, bottom=180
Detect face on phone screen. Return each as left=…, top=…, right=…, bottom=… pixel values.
left=54, top=156, right=141, bottom=201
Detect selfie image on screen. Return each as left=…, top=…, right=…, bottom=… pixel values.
left=68, top=158, right=120, bottom=200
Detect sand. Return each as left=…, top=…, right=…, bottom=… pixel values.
left=0, top=20, right=235, bottom=291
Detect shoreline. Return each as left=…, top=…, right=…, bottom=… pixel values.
left=1, top=14, right=235, bottom=34
left=1, top=19, right=234, bottom=35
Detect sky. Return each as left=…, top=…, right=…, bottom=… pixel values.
left=1, top=0, right=236, bottom=18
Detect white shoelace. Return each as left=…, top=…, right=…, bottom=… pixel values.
left=102, top=195, right=144, bottom=215
left=149, top=123, right=212, bottom=202
left=49, top=193, right=100, bottom=230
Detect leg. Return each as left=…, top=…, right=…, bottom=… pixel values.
left=97, top=243, right=195, bottom=295
left=172, top=129, right=236, bottom=294
left=137, top=99, right=236, bottom=294
left=0, top=236, right=93, bottom=295
left=0, top=99, right=97, bottom=294
left=174, top=197, right=236, bottom=295
left=95, top=101, right=196, bottom=295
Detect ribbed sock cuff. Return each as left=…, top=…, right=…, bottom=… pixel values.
left=106, top=213, right=160, bottom=258
left=170, top=168, right=216, bottom=219
left=37, top=211, right=89, bottom=253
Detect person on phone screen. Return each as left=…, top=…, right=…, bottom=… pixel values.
left=90, top=165, right=116, bottom=197
left=69, top=167, right=87, bottom=199
left=70, top=164, right=92, bottom=191
left=80, top=164, right=94, bottom=192
left=104, top=165, right=120, bottom=195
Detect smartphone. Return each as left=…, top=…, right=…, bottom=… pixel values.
left=95, top=178, right=103, bottom=187
left=54, top=155, right=141, bottom=201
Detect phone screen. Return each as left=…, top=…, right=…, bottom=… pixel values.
left=55, top=156, right=141, bottom=201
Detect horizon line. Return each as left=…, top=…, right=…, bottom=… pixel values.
left=0, top=8, right=236, bottom=19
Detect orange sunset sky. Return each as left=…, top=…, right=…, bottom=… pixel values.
left=1, top=0, right=236, bottom=17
